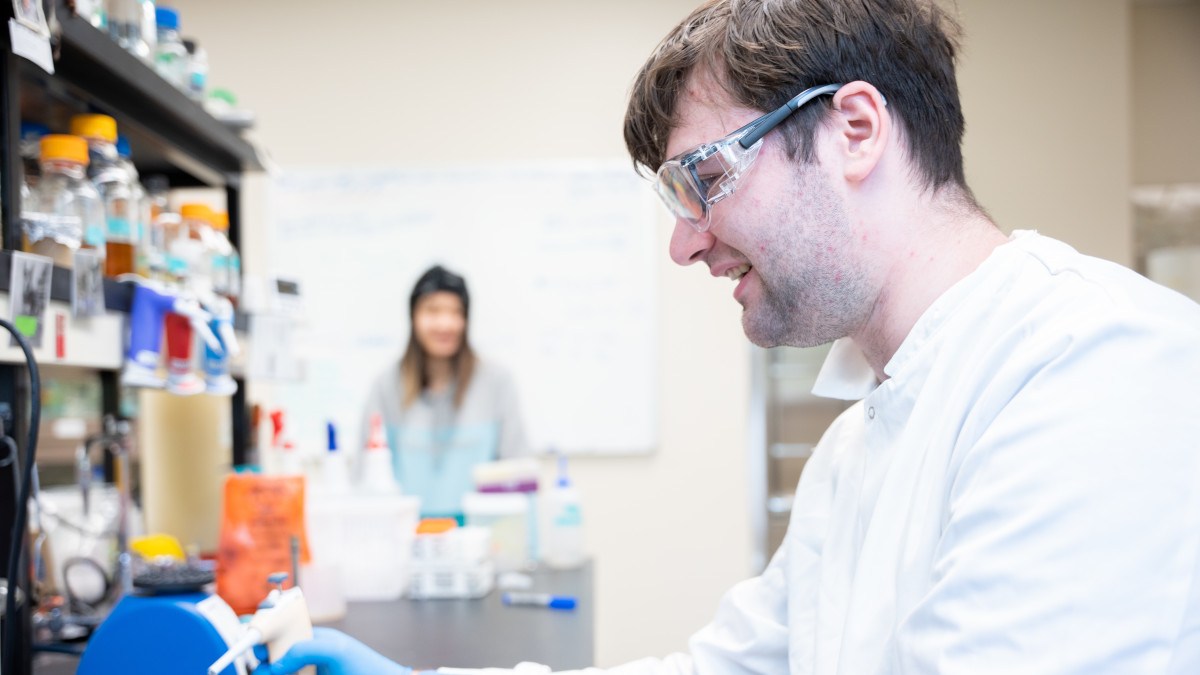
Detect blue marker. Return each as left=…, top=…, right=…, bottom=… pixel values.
left=502, top=592, right=577, bottom=610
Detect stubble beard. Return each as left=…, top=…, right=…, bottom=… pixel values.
left=740, top=164, right=873, bottom=349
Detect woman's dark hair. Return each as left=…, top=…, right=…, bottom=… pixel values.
left=401, top=265, right=476, bottom=409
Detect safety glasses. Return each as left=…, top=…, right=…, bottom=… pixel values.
left=654, top=83, right=843, bottom=232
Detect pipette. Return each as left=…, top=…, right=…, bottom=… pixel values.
left=207, top=572, right=315, bottom=675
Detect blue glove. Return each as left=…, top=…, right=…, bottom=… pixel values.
left=252, top=627, right=414, bottom=675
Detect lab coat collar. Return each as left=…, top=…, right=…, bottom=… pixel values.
left=811, top=337, right=878, bottom=400
left=810, top=230, right=1038, bottom=401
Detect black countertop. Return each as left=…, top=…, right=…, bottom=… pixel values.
left=320, top=564, right=593, bottom=671
left=31, top=564, right=593, bottom=674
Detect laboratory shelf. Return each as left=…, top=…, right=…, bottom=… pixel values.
left=16, top=4, right=262, bottom=189
left=0, top=251, right=249, bottom=327
left=0, top=291, right=251, bottom=372
left=2, top=6, right=261, bottom=671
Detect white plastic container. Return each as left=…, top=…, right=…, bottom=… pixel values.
left=407, top=559, right=494, bottom=600
left=463, top=492, right=529, bottom=573
left=306, top=493, right=420, bottom=601
left=541, top=456, right=586, bottom=570
left=408, top=526, right=493, bottom=599
left=410, top=524, right=490, bottom=563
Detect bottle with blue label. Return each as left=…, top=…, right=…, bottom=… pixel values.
left=142, top=175, right=170, bottom=283
left=115, top=135, right=152, bottom=278
left=183, top=38, right=207, bottom=103
left=24, top=135, right=106, bottom=269
left=166, top=203, right=216, bottom=292
left=71, top=114, right=136, bottom=276
left=209, top=211, right=239, bottom=303
left=19, top=122, right=49, bottom=188
left=541, top=453, right=586, bottom=570
left=18, top=123, right=49, bottom=250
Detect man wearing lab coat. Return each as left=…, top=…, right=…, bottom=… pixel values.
left=260, top=0, right=1200, bottom=673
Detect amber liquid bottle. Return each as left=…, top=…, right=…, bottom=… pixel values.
left=106, top=239, right=136, bottom=276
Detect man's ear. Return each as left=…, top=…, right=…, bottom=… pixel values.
left=831, top=81, right=890, bottom=184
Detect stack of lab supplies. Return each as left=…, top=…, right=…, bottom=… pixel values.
left=468, top=458, right=540, bottom=571
left=407, top=519, right=494, bottom=600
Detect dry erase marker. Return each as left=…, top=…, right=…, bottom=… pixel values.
left=502, top=592, right=577, bottom=610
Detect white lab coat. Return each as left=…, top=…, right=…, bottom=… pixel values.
left=453, top=232, right=1200, bottom=675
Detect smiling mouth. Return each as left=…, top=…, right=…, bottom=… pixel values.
left=726, top=263, right=751, bottom=282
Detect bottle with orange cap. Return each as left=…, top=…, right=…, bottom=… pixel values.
left=70, top=114, right=138, bottom=276
left=24, top=135, right=106, bottom=269
left=166, top=203, right=218, bottom=292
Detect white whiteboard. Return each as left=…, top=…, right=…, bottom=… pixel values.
left=267, top=161, right=659, bottom=456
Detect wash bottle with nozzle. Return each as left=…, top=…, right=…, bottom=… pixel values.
left=207, top=572, right=316, bottom=675
left=121, top=281, right=176, bottom=388
left=203, top=295, right=239, bottom=395
left=120, top=279, right=219, bottom=391
left=269, top=409, right=303, bottom=475
left=163, top=295, right=219, bottom=396
left=361, top=413, right=399, bottom=494
left=542, top=453, right=585, bottom=570
left=321, top=421, right=351, bottom=495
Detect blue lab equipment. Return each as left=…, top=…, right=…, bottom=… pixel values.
left=77, top=592, right=249, bottom=675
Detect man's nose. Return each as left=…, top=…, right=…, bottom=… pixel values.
left=668, top=219, right=715, bottom=267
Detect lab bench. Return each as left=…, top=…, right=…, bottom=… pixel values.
left=322, top=563, right=593, bottom=670
left=30, top=563, right=593, bottom=674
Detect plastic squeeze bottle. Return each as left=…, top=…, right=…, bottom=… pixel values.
left=542, top=454, right=586, bottom=570
left=360, top=413, right=399, bottom=495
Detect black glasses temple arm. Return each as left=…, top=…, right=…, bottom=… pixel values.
left=738, top=83, right=844, bottom=149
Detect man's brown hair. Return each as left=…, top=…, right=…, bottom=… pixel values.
left=624, top=0, right=969, bottom=194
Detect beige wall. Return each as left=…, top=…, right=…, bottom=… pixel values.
left=172, top=0, right=1137, bottom=667
left=1132, top=1, right=1200, bottom=186
left=957, top=0, right=1132, bottom=266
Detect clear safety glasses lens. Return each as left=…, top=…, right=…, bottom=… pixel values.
left=654, top=162, right=707, bottom=228
left=650, top=83, right=844, bottom=232
left=654, top=136, right=763, bottom=232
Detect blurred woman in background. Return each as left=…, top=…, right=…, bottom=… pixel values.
left=361, top=264, right=529, bottom=519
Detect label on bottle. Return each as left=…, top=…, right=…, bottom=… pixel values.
left=554, top=503, right=583, bottom=527
left=107, top=216, right=132, bottom=239
left=167, top=255, right=187, bottom=277
left=94, top=167, right=127, bottom=184
left=84, top=224, right=106, bottom=247
left=212, top=254, right=229, bottom=271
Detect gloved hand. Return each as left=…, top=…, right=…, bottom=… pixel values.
left=252, top=627, right=415, bottom=675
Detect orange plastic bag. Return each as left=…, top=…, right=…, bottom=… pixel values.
left=216, top=473, right=311, bottom=615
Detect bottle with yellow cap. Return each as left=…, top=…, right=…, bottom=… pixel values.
left=70, top=114, right=138, bottom=277
left=24, top=135, right=106, bottom=269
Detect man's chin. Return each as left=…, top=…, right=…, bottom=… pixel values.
left=741, top=309, right=785, bottom=348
